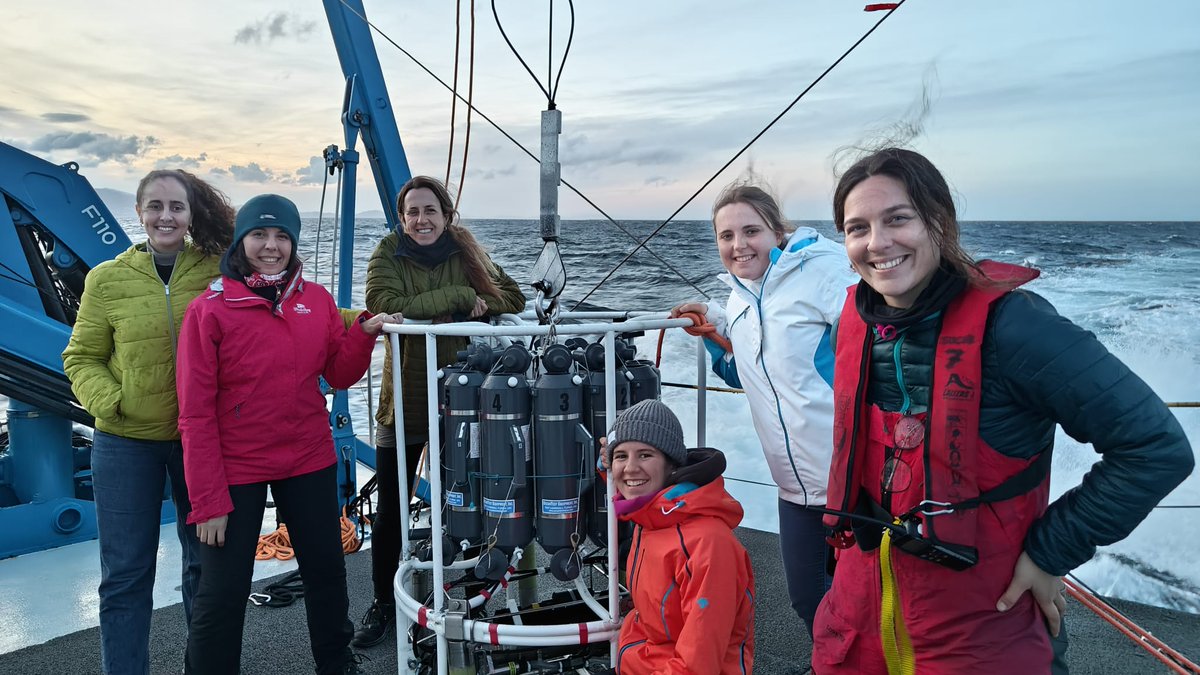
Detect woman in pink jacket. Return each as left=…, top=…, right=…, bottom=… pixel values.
left=177, top=194, right=400, bottom=675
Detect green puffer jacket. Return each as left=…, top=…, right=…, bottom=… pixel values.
left=62, top=242, right=221, bottom=440
left=366, top=231, right=526, bottom=437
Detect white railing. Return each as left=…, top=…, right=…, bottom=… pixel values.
left=382, top=312, right=704, bottom=674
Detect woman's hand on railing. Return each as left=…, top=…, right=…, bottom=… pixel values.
left=669, top=302, right=707, bottom=319
left=362, top=312, right=404, bottom=336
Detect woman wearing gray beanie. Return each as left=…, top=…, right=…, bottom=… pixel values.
left=605, top=399, right=756, bottom=674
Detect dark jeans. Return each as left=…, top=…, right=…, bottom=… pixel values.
left=778, top=498, right=833, bottom=639
left=92, top=430, right=200, bottom=675
left=184, top=464, right=354, bottom=675
left=369, top=443, right=423, bottom=602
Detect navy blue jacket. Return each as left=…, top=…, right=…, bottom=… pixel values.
left=850, top=289, right=1193, bottom=576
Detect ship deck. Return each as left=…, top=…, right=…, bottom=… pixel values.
left=2, top=526, right=1198, bottom=674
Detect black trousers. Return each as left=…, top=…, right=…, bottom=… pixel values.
left=185, top=464, right=354, bottom=675
left=369, top=443, right=423, bottom=602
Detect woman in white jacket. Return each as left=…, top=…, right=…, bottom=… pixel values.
left=672, top=182, right=858, bottom=639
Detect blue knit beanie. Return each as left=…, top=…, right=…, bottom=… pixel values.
left=232, top=194, right=301, bottom=246
left=222, top=194, right=302, bottom=277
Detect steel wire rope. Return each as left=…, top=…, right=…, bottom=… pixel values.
left=0, top=263, right=65, bottom=306
left=0, top=232, right=82, bottom=316
left=490, top=0, right=575, bottom=108
left=333, top=0, right=709, bottom=300
left=445, top=0, right=463, bottom=187
left=571, top=0, right=908, bottom=309
left=455, top=0, right=477, bottom=210
left=330, top=167, right=343, bottom=298
left=312, top=161, right=335, bottom=287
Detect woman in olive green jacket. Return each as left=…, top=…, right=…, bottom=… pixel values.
left=61, top=170, right=234, bottom=675
left=353, top=175, right=526, bottom=648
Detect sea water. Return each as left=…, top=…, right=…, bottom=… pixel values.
left=29, top=217, right=1200, bottom=612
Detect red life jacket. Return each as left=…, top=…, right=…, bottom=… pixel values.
left=825, top=261, right=1048, bottom=559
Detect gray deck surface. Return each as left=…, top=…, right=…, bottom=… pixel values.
left=3, top=527, right=1197, bottom=674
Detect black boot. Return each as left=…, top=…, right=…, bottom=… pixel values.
left=351, top=600, right=395, bottom=648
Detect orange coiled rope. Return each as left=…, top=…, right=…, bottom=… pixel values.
left=255, top=524, right=294, bottom=561
left=1065, top=578, right=1200, bottom=674
left=657, top=311, right=733, bottom=368
left=255, top=508, right=362, bottom=561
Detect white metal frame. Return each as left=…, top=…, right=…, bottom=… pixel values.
left=382, top=312, right=706, bottom=674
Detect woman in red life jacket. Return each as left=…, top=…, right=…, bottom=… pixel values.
left=177, top=194, right=402, bottom=675
left=606, top=399, right=755, bottom=675
left=813, top=148, right=1193, bottom=674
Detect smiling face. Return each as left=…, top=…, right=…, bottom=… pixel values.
left=241, top=227, right=293, bottom=275
left=611, top=441, right=673, bottom=499
left=714, top=201, right=784, bottom=281
left=842, top=175, right=941, bottom=309
left=401, top=187, right=448, bottom=246
left=136, top=177, right=191, bottom=252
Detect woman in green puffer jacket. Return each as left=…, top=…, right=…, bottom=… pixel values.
left=61, top=169, right=234, bottom=675
left=353, top=175, right=526, bottom=648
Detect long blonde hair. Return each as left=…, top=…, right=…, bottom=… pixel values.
left=396, top=176, right=502, bottom=297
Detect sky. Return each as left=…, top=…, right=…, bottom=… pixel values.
left=5, top=0, right=1199, bottom=222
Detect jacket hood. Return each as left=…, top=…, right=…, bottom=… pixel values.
left=719, top=227, right=845, bottom=296
left=618, top=448, right=744, bottom=530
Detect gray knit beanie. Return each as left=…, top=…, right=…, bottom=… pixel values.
left=607, top=399, right=687, bottom=466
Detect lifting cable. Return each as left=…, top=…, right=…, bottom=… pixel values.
left=312, top=154, right=336, bottom=288
left=492, top=0, right=575, bottom=109
left=571, top=0, right=908, bottom=309
left=334, top=0, right=711, bottom=301
left=444, top=0, right=478, bottom=210
left=457, top=0, right=477, bottom=210
left=445, top=0, right=463, bottom=188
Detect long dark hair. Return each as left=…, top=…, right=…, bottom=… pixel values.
left=136, top=169, right=235, bottom=257
left=396, top=175, right=502, bottom=297
left=832, top=148, right=978, bottom=281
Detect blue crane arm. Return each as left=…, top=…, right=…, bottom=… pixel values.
left=0, top=142, right=131, bottom=423
left=323, top=0, right=413, bottom=233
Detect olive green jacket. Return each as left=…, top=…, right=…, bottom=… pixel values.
left=366, top=231, right=526, bottom=436
left=62, top=242, right=221, bottom=440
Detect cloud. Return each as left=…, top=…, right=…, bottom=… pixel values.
left=292, top=156, right=328, bottom=185
left=564, top=135, right=684, bottom=169
left=155, top=152, right=208, bottom=169
left=29, top=131, right=157, bottom=162
left=210, top=167, right=229, bottom=176
left=644, top=176, right=676, bottom=187
left=470, top=165, right=518, bottom=180
left=234, top=12, right=317, bottom=45
left=227, top=162, right=276, bottom=182
left=41, top=112, right=91, bottom=123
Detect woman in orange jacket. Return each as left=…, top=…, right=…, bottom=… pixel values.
left=607, top=399, right=755, bottom=675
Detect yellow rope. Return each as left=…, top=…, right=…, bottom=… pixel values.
left=880, top=523, right=915, bottom=675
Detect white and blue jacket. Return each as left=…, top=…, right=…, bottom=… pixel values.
left=705, top=227, right=858, bottom=507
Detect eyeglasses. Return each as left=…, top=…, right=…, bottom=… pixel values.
left=881, top=414, right=925, bottom=493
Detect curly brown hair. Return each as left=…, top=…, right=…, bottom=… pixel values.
left=136, top=169, right=235, bottom=257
